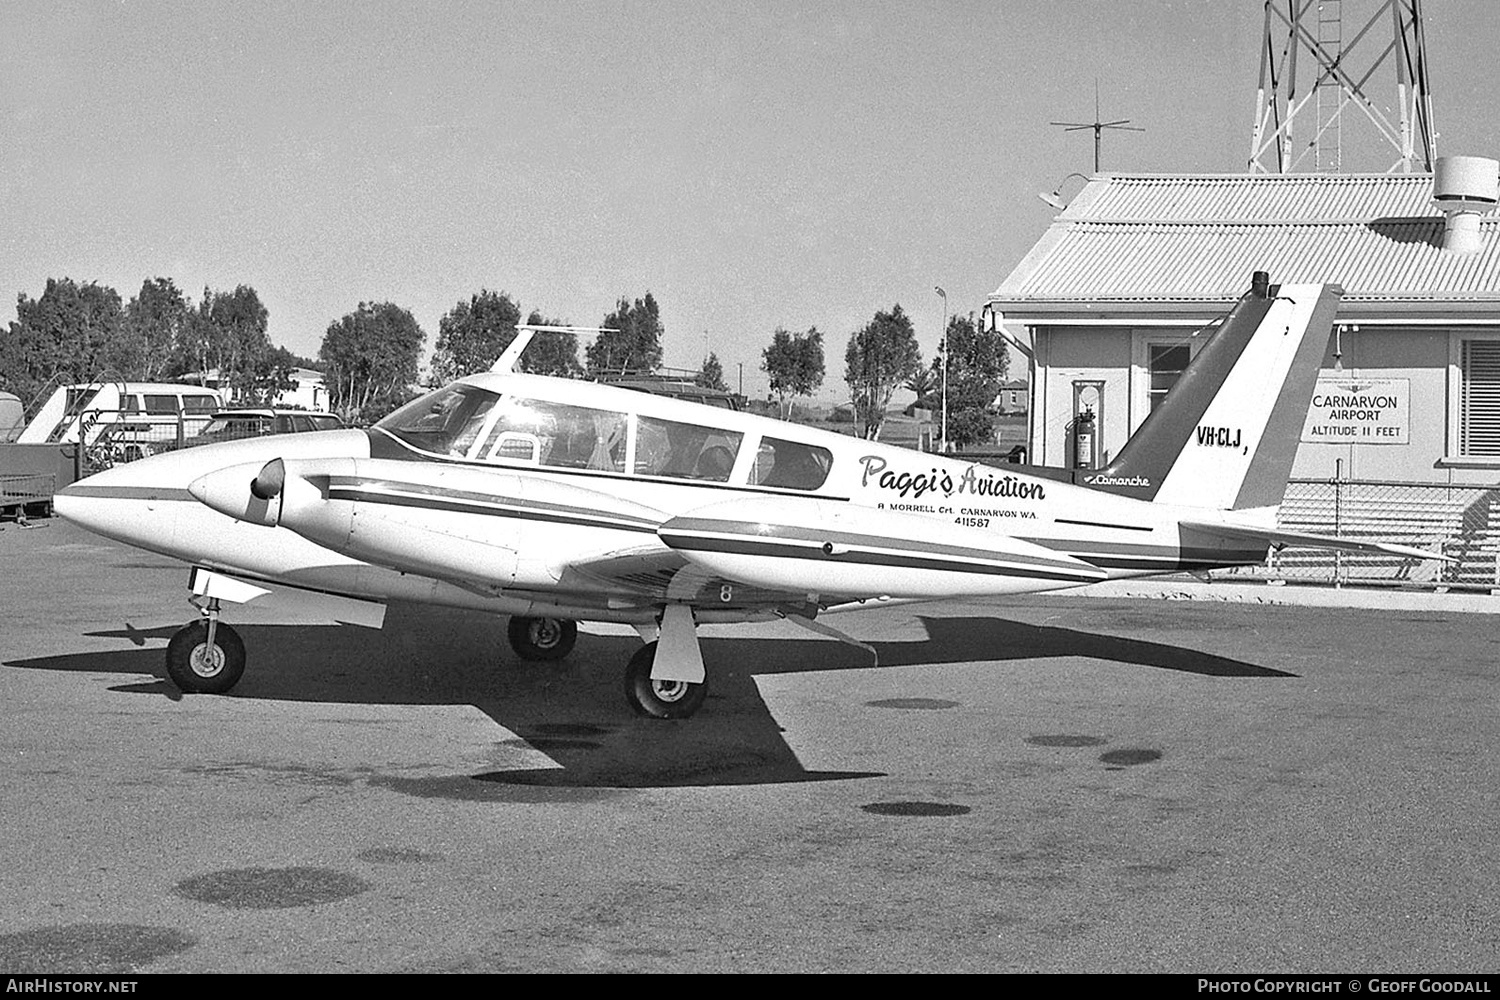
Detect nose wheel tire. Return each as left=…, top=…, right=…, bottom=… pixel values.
left=166, top=620, right=246, bottom=694
left=507, top=616, right=578, bottom=661
left=623, top=641, right=707, bottom=719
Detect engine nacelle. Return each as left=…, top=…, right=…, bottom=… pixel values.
left=191, top=457, right=666, bottom=589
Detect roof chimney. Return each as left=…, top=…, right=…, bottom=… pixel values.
left=1433, top=156, right=1499, bottom=254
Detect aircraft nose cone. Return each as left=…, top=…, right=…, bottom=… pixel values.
left=53, top=455, right=190, bottom=548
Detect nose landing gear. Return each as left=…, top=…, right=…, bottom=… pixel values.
left=166, top=599, right=246, bottom=694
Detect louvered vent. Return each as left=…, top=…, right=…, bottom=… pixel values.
left=1460, top=340, right=1500, bottom=455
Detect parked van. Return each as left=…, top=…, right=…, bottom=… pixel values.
left=17, top=382, right=225, bottom=457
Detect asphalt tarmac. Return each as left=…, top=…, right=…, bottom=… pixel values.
left=1, top=519, right=1496, bottom=973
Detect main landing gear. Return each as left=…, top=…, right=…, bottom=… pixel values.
left=504, top=610, right=709, bottom=720
left=165, top=598, right=246, bottom=694
left=506, top=616, right=578, bottom=661
left=623, top=641, right=707, bottom=719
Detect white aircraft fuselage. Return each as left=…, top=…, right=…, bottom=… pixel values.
left=54, top=372, right=1263, bottom=627
left=54, top=279, right=1438, bottom=717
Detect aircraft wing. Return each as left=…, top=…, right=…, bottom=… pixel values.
left=1179, top=518, right=1455, bottom=563
left=558, top=543, right=841, bottom=611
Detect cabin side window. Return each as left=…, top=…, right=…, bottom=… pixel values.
left=634, top=416, right=743, bottom=482
left=477, top=398, right=628, bottom=472
left=751, top=436, right=832, bottom=490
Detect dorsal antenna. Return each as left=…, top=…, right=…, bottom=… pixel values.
left=492, top=326, right=617, bottom=373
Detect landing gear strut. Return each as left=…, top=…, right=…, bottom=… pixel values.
left=507, top=616, right=578, bottom=661
left=166, top=598, right=246, bottom=694
left=623, top=641, right=707, bottom=719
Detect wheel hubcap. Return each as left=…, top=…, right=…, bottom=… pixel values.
left=651, top=679, right=689, bottom=703
left=531, top=619, right=561, bottom=648
left=189, top=642, right=225, bottom=678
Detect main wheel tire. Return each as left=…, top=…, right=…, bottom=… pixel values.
left=165, top=620, right=246, bottom=694
left=507, top=616, right=578, bottom=661
left=623, top=641, right=707, bottom=719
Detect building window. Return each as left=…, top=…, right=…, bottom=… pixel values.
left=1460, top=338, right=1500, bottom=456
left=1130, top=327, right=1203, bottom=432
left=1148, top=344, right=1191, bottom=412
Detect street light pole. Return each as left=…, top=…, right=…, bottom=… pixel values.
left=935, top=285, right=948, bottom=454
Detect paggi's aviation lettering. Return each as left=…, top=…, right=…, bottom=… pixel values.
left=858, top=455, right=1045, bottom=502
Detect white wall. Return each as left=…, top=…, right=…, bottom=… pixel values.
left=1030, top=320, right=1500, bottom=486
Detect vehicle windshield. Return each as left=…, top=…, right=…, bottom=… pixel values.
left=201, top=416, right=267, bottom=437
left=376, top=384, right=502, bottom=455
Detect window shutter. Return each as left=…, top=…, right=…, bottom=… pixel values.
left=1460, top=340, right=1500, bottom=456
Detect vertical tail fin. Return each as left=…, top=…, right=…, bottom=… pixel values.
left=1080, top=273, right=1342, bottom=510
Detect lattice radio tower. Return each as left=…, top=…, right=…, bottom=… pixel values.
left=1248, top=0, right=1435, bottom=174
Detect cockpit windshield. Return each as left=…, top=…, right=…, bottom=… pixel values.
left=376, top=384, right=501, bottom=456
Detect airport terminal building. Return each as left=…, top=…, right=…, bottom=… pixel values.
left=989, top=168, right=1500, bottom=585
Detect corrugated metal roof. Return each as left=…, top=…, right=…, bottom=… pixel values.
left=995, top=173, right=1500, bottom=309
left=1073, top=173, right=1459, bottom=222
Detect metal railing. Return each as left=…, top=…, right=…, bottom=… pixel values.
left=75, top=408, right=215, bottom=476
left=1213, top=477, right=1500, bottom=591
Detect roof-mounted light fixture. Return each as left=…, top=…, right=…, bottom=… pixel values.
left=1037, top=172, right=1091, bottom=211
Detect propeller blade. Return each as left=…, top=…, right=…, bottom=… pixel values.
left=250, top=458, right=285, bottom=501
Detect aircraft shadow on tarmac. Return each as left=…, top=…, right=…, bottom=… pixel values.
left=5, top=609, right=1284, bottom=790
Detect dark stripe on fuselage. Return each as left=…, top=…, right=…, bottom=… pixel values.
left=327, top=483, right=660, bottom=534
left=1053, top=517, right=1154, bottom=532
left=1081, top=552, right=1267, bottom=571
left=1021, top=536, right=1269, bottom=573
left=659, top=532, right=1103, bottom=584
left=328, top=476, right=661, bottom=527
left=660, top=516, right=1093, bottom=575
left=56, top=485, right=196, bottom=501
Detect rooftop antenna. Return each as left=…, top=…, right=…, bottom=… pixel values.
left=1050, top=79, right=1144, bottom=173
left=1248, top=0, right=1435, bottom=174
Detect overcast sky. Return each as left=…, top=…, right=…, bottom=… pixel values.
left=3, top=0, right=1498, bottom=400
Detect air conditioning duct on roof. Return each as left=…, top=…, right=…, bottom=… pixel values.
left=1433, top=156, right=1499, bottom=254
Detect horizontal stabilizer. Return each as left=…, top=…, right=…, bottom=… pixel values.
left=1180, top=519, right=1455, bottom=564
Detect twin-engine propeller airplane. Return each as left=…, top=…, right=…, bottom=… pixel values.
left=56, top=273, right=1446, bottom=719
